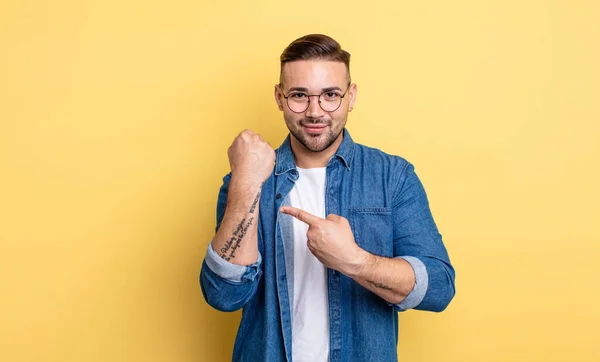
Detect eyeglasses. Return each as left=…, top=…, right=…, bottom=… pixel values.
left=281, top=82, right=351, bottom=113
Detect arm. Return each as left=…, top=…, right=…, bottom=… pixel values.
left=387, top=161, right=455, bottom=312
left=210, top=176, right=262, bottom=266
left=200, top=130, right=275, bottom=312
left=277, top=208, right=419, bottom=306
left=280, top=162, right=455, bottom=312
left=344, top=253, right=418, bottom=305
left=350, top=162, right=455, bottom=312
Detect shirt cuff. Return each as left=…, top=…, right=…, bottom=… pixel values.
left=391, top=256, right=429, bottom=311
left=204, top=241, right=262, bottom=283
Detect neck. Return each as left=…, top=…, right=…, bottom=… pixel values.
left=290, top=133, right=344, bottom=168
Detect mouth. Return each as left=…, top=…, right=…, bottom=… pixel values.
left=302, top=124, right=327, bottom=134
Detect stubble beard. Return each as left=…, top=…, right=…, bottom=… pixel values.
left=286, top=117, right=345, bottom=153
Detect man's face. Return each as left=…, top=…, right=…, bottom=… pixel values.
left=274, top=60, right=357, bottom=153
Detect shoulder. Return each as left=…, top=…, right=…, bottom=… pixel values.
left=352, top=142, right=413, bottom=174
left=352, top=142, right=418, bottom=198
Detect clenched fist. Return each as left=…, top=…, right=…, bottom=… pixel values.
left=228, top=130, right=276, bottom=188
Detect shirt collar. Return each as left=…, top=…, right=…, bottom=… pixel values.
left=275, top=128, right=355, bottom=176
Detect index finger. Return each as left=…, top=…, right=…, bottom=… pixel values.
left=280, top=206, right=323, bottom=226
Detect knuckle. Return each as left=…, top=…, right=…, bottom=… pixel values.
left=240, top=129, right=254, bottom=139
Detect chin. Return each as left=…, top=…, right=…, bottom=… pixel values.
left=301, top=131, right=340, bottom=152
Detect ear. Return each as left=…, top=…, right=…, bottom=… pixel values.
left=274, top=84, right=284, bottom=111
left=348, top=83, right=358, bottom=111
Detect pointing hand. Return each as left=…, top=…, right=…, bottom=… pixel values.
left=280, top=206, right=366, bottom=274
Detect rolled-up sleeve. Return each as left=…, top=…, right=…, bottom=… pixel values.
left=204, top=242, right=262, bottom=282
left=391, top=161, right=456, bottom=312
left=390, top=256, right=429, bottom=311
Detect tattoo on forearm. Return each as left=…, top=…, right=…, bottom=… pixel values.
left=367, top=280, right=393, bottom=291
left=249, top=192, right=260, bottom=214
left=219, top=192, right=260, bottom=261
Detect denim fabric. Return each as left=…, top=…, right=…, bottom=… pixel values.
left=200, top=129, right=456, bottom=362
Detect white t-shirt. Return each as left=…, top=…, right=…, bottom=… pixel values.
left=288, top=167, right=330, bottom=362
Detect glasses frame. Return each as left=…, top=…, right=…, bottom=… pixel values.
left=281, top=82, right=352, bottom=113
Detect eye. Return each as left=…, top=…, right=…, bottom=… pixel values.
left=323, top=92, right=341, bottom=100
left=289, top=93, right=307, bottom=99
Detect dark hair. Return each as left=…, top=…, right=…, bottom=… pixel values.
left=279, top=34, right=351, bottom=83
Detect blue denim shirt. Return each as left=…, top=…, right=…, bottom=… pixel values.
left=200, top=129, right=455, bottom=362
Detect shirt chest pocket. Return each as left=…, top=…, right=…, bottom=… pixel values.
left=348, top=208, right=394, bottom=257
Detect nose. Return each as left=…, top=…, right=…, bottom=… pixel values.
left=305, top=95, right=325, bottom=118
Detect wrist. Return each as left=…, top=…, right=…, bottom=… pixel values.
left=227, top=176, right=263, bottom=212
left=229, top=174, right=264, bottom=192
left=344, top=248, right=373, bottom=278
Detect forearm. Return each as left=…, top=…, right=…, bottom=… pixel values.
left=211, top=176, right=262, bottom=266
left=347, top=251, right=416, bottom=305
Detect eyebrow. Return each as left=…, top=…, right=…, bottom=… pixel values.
left=287, top=86, right=344, bottom=93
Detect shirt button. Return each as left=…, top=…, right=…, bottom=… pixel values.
left=290, top=170, right=298, bottom=176
left=276, top=193, right=282, bottom=199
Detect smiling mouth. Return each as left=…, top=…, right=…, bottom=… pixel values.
left=302, top=124, right=327, bottom=133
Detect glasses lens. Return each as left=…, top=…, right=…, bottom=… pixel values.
left=319, top=93, right=342, bottom=112
left=287, top=96, right=309, bottom=113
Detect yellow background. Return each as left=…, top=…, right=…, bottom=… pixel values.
left=1, top=1, right=599, bottom=361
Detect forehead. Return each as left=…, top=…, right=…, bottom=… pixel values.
left=281, top=60, right=348, bottom=90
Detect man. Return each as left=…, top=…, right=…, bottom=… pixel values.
left=200, top=34, right=455, bottom=362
